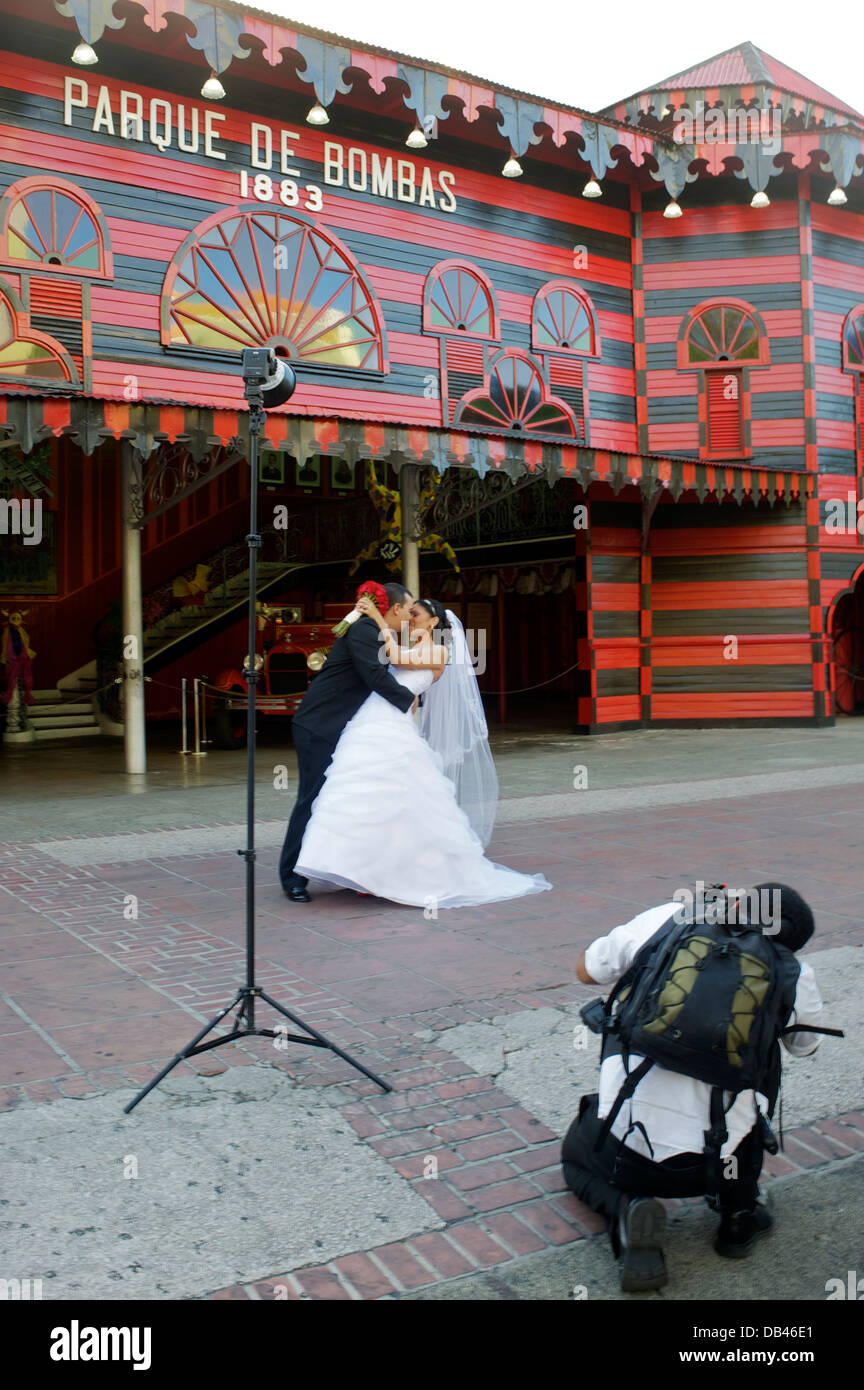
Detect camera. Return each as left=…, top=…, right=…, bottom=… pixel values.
left=580, top=996, right=610, bottom=1035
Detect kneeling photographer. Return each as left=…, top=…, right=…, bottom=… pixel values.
left=562, top=883, right=842, bottom=1293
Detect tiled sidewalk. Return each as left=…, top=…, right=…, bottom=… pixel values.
left=2, top=777, right=863, bottom=1298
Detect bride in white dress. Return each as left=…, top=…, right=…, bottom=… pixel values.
left=295, top=597, right=552, bottom=910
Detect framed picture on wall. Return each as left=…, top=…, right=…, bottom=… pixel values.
left=331, top=457, right=356, bottom=491
left=295, top=456, right=321, bottom=489
left=259, top=452, right=285, bottom=486
left=0, top=509, right=57, bottom=594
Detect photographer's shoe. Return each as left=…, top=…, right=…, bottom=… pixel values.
left=285, top=884, right=311, bottom=903
left=618, top=1197, right=668, bottom=1293
left=714, top=1201, right=774, bottom=1258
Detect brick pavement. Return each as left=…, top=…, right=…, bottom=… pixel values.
left=1, top=778, right=863, bottom=1297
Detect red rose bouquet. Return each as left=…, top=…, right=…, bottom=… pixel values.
left=331, top=580, right=390, bottom=638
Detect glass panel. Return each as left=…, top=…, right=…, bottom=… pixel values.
left=688, top=321, right=715, bottom=362
left=0, top=339, right=66, bottom=377
left=8, top=205, right=43, bottom=259
left=699, top=307, right=724, bottom=351
left=528, top=403, right=574, bottom=433
left=733, top=334, right=759, bottom=360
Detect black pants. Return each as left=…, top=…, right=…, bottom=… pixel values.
left=278, top=726, right=337, bottom=891
left=561, top=1093, right=763, bottom=1227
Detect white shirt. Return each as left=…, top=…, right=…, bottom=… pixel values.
left=584, top=903, right=824, bottom=1162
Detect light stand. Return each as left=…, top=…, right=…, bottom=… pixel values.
left=124, top=349, right=391, bottom=1112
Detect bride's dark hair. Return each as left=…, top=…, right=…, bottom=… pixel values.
left=416, top=598, right=450, bottom=631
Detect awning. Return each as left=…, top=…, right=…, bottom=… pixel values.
left=0, top=394, right=811, bottom=505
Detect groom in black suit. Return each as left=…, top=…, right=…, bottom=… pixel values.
left=279, top=581, right=416, bottom=901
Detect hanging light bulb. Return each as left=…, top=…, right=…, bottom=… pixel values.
left=663, top=198, right=683, bottom=219
left=71, top=41, right=98, bottom=65
left=201, top=73, right=226, bottom=100
left=582, top=178, right=602, bottom=198
left=750, top=190, right=770, bottom=208
left=502, top=154, right=523, bottom=178
left=406, top=126, right=428, bottom=150
left=827, top=184, right=848, bottom=206
left=306, top=103, right=330, bottom=126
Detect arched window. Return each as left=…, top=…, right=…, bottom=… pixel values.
left=423, top=260, right=498, bottom=339
left=677, top=300, right=769, bottom=459
left=0, top=177, right=112, bottom=277
left=162, top=208, right=387, bottom=370
left=454, top=350, right=578, bottom=438
left=0, top=279, right=78, bottom=385
left=842, top=306, right=864, bottom=371
left=531, top=281, right=597, bottom=355
left=678, top=300, right=768, bottom=368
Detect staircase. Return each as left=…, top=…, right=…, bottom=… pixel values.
left=8, top=548, right=307, bottom=749
left=142, top=559, right=302, bottom=670
left=27, top=689, right=101, bottom=741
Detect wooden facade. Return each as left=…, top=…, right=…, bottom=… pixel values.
left=1, top=5, right=864, bottom=730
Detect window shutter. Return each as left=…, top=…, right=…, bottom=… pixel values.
left=706, top=369, right=742, bottom=454
left=445, top=339, right=484, bottom=422
left=549, top=355, right=584, bottom=413
left=29, top=277, right=84, bottom=382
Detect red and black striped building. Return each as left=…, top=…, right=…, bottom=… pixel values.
left=2, top=3, right=864, bottom=742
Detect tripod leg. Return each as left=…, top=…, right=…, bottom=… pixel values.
left=123, top=991, right=244, bottom=1114
left=259, top=992, right=392, bottom=1093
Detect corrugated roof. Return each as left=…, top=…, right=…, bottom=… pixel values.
left=640, top=40, right=863, bottom=122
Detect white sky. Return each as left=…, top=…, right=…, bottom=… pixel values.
left=247, top=0, right=863, bottom=115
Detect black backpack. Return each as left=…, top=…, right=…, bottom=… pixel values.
left=590, top=911, right=843, bottom=1200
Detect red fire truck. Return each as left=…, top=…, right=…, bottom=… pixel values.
left=211, top=605, right=334, bottom=748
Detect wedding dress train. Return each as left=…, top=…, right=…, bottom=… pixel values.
left=295, top=666, right=552, bottom=909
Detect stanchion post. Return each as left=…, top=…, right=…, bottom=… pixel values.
left=201, top=676, right=209, bottom=750
left=180, top=676, right=188, bottom=755
left=192, top=676, right=205, bottom=756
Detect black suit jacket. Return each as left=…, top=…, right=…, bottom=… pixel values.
left=292, top=615, right=414, bottom=745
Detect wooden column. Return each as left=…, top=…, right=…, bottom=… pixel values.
left=121, top=441, right=146, bottom=774
left=400, top=462, right=420, bottom=599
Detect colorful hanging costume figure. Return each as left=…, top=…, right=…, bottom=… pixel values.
left=172, top=563, right=212, bottom=607
left=1, top=609, right=35, bottom=705
left=349, top=461, right=460, bottom=576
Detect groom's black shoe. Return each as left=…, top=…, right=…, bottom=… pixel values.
left=283, top=875, right=311, bottom=903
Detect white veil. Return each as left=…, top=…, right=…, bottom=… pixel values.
left=419, top=610, right=499, bottom=848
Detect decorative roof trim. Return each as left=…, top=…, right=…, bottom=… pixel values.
left=45, top=3, right=864, bottom=194
left=0, top=391, right=811, bottom=505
